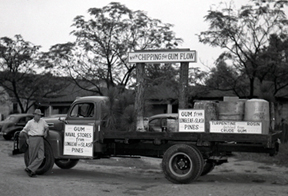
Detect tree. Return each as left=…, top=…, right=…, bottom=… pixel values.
left=199, top=0, right=288, bottom=98
left=188, top=67, right=207, bottom=86
left=256, top=34, right=288, bottom=100
left=66, top=2, right=182, bottom=94
left=0, top=35, right=67, bottom=113
left=205, top=60, right=249, bottom=97
left=101, top=87, right=136, bottom=132
left=38, top=42, right=75, bottom=77
left=145, top=64, right=178, bottom=86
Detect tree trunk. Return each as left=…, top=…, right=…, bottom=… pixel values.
left=135, top=63, right=145, bottom=131
left=179, top=62, right=189, bottom=109
left=249, top=77, right=254, bottom=98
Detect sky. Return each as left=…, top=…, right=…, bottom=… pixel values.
left=0, top=0, right=249, bottom=69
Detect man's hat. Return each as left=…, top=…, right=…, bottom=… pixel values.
left=33, top=109, right=43, bottom=116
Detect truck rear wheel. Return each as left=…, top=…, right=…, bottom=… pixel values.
left=55, top=159, right=79, bottom=169
left=24, top=140, right=54, bottom=175
left=162, top=144, right=204, bottom=184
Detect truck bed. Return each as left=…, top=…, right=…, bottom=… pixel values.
left=102, top=131, right=281, bottom=155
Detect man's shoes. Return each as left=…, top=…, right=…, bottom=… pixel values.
left=29, top=172, right=37, bottom=177
left=24, top=168, right=30, bottom=175
left=24, top=168, right=37, bottom=177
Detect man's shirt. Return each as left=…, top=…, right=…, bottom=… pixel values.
left=23, top=118, right=48, bottom=136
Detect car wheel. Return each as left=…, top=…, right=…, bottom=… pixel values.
left=3, top=134, right=12, bottom=140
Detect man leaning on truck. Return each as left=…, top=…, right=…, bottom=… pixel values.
left=21, top=109, right=49, bottom=177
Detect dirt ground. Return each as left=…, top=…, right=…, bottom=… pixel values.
left=0, top=137, right=288, bottom=196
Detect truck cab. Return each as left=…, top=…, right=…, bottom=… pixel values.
left=44, top=96, right=108, bottom=159
left=47, top=96, right=108, bottom=130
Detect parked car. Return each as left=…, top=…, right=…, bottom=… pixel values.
left=0, top=114, right=34, bottom=140
left=43, top=114, right=67, bottom=120
left=42, top=114, right=67, bottom=130
left=147, top=113, right=178, bottom=132
left=48, top=114, right=67, bottom=118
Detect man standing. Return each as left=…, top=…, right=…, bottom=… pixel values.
left=21, top=109, right=49, bottom=177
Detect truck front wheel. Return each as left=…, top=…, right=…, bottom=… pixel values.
left=162, top=144, right=204, bottom=184
left=24, top=140, right=55, bottom=175
left=55, top=159, right=79, bottom=169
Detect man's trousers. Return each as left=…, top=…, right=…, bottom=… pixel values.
left=27, top=137, right=44, bottom=173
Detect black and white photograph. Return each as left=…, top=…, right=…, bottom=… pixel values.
left=0, top=0, right=288, bottom=195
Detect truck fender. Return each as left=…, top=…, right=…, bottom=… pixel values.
left=46, top=129, right=63, bottom=159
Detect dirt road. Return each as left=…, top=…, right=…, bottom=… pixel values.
left=0, top=137, right=288, bottom=196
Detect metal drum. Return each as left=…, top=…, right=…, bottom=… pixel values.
left=244, top=99, right=270, bottom=134
left=217, top=101, right=245, bottom=121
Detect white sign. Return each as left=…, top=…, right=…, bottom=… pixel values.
left=128, top=51, right=197, bottom=63
left=178, top=109, right=205, bottom=132
left=209, top=121, right=236, bottom=133
left=235, top=121, right=262, bottom=134
left=209, top=121, right=262, bottom=134
left=63, top=125, right=94, bottom=157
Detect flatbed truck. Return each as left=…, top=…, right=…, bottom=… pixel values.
left=13, top=96, right=281, bottom=184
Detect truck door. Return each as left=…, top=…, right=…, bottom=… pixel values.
left=63, top=101, right=102, bottom=156
left=65, top=101, right=101, bottom=143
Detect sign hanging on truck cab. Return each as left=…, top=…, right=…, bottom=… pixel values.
left=63, top=124, right=94, bottom=157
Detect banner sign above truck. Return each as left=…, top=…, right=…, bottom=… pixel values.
left=178, top=109, right=205, bottom=132
left=63, top=125, right=94, bottom=157
left=128, top=50, right=197, bottom=63
left=209, top=121, right=262, bottom=134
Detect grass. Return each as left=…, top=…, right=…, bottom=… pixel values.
left=234, top=142, right=288, bottom=167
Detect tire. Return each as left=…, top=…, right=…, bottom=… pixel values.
left=24, top=139, right=55, bottom=175
left=55, top=159, right=79, bottom=169
left=4, top=130, right=20, bottom=140
left=201, top=161, right=215, bottom=176
left=162, top=144, right=204, bottom=184
left=3, top=134, right=12, bottom=140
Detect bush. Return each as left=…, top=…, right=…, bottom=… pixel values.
left=101, top=87, right=136, bottom=131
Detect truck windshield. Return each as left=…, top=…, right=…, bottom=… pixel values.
left=70, top=103, right=94, bottom=118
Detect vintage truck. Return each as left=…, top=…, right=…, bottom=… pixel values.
left=13, top=96, right=281, bottom=184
